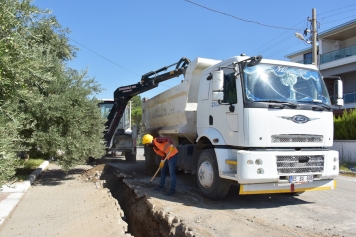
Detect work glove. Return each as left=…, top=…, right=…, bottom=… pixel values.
left=159, top=161, right=164, bottom=168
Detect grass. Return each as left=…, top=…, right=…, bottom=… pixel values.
left=14, top=158, right=46, bottom=181
left=339, top=161, right=356, bottom=177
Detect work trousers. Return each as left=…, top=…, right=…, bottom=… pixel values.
left=159, top=153, right=177, bottom=191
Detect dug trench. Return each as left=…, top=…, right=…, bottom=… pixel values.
left=82, top=164, right=196, bottom=237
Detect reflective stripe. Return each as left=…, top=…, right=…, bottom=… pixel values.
left=225, top=160, right=237, bottom=165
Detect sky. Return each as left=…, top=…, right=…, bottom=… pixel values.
left=33, top=0, right=356, bottom=100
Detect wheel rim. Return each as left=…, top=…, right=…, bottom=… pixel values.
left=198, top=161, right=214, bottom=188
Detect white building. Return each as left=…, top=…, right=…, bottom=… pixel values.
left=285, top=19, right=356, bottom=115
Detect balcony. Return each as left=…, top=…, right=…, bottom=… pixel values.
left=320, top=44, right=356, bottom=64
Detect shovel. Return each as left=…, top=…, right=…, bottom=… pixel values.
left=150, top=145, right=174, bottom=183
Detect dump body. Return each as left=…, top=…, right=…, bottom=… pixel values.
left=142, top=58, right=220, bottom=144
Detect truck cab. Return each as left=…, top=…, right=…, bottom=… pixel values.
left=196, top=56, right=341, bottom=196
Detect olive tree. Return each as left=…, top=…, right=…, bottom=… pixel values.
left=0, top=0, right=106, bottom=185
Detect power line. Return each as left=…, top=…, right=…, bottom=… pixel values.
left=323, top=15, right=356, bottom=25
left=320, top=7, right=356, bottom=21
left=249, top=19, right=306, bottom=55
left=265, top=41, right=304, bottom=59
left=250, top=4, right=356, bottom=58
left=318, top=3, right=356, bottom=16
left=258, top=34, right=295, bottom=55
left=68, top=37, right=141, bottom=76
left=250, top=5, right=356, bottom=59
left=184, top=0, right=302, bottom=31
left=67, top=37, right=176, bottom=89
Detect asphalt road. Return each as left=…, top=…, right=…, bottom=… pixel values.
left=100, top=147, right=356, bottom=237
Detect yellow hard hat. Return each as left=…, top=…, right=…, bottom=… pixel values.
left=142, top=134, right=153, bottom=144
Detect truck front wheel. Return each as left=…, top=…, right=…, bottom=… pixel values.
left=197, top=149, right=231, bottom=200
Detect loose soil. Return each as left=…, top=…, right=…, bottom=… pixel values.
left=81, top=164, right=192, bottom=237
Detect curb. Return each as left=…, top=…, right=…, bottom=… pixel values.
left=0, top=160, right=50, bottom=226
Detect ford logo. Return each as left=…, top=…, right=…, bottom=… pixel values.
left=278, top=115, right=319, bottom=124
left=292, top=115, right=308, bottom=124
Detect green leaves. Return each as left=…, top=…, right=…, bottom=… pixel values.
left=0, top=0, right=106, bottom=184
left=334, top=109, right=356, bottom=140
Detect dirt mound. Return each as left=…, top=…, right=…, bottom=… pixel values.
left=80, top=164, right=106, bottom=182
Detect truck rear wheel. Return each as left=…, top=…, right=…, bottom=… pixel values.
left=144, top=146, right=158, bottom=172
left=125, top=152, right=136, bottom=162
left=197, top=149, right=231, bottom=200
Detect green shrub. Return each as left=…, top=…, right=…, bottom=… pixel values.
left=334, top=109, right=356, bottom=140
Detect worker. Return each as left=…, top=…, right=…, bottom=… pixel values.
left=142, top=134, right=178, bottom=196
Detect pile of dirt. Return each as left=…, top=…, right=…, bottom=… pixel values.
left=80, top=164, right=106, bottom=183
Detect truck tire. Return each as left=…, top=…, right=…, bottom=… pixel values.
left=125, top=152, right=136, bottom=162
left=196, top=149, right=231, bottom=200
left=144, top=146, right=158, bottom=172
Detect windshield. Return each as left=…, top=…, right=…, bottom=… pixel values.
left=99, top=102, right=114, bottom=118
left=243, top=64, right=331, bottom=105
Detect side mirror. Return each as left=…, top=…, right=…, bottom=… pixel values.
left=212, top=70, right=224, bottom=101
left=334, top=79, right=344, bottom=107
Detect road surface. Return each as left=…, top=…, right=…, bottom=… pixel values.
left=100, top=147, right=356, bottom=237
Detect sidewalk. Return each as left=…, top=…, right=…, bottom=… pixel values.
left=0, top=163, right=131, bottom=237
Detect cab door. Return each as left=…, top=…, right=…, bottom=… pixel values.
left=210, top=67, right=241, bottom=146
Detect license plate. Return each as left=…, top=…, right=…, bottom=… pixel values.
left=289, top=175, right=313, bottom=183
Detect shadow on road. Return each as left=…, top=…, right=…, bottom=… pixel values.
left=33, top=167, right=86, bottom=187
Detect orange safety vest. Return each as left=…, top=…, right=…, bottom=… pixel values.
left=153, top=139, right=178, bottom=160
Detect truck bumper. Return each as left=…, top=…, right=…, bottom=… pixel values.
left=239, top=179, right=336, bottom=195
left=236, top=150, right=339, bottom=184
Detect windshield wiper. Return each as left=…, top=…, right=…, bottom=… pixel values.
left=255, top=100, right=298, bottom=108
left=296, top=99, right=332, bottom=111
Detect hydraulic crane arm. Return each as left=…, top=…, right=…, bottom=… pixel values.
left=104, top=57, right=191, bottom=148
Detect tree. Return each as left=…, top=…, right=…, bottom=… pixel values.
left=130, top=96, right=142, bottom=132
left=0, top=0, right=106, bottom=185
left=130, top=95, right=142, bottom=109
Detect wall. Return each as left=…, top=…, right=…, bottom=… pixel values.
left=332, top=140, right=356, bottom=162
left=320, top=40, right=336, bottom=54
left=343, top=36, right=356, bottom=47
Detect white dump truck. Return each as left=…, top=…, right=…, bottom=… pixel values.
left=99, top=99, right=137, bottom=161
left=142, top=55, right=344, bottom=199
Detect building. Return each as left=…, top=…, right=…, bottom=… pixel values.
left=285, top=19, right=356, bottom=115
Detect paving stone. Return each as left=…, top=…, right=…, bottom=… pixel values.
left=0, top=163, right=130, bottom=237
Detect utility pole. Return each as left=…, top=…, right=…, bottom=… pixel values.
left=311, top=8, right=318, bottom=65
left=295, top=8, right=318, bottom=65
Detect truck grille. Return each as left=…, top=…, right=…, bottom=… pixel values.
left=276, top=155, right=324, bottom=174
left=271, top=134, right=323, bottom=143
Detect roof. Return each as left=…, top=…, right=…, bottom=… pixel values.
left=318, top=18, right=356, bottom=38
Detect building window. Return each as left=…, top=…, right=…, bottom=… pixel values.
left=303, top=52, right=312, bottom=64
